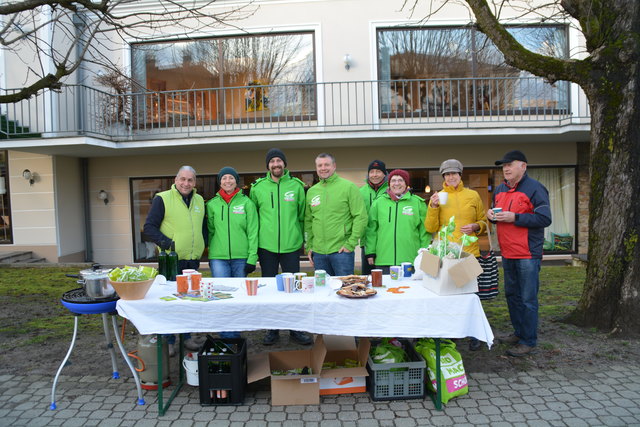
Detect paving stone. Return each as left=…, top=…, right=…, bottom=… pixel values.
left=356, top=419, right=381, bottom=427
left=393, top=417, right=416, bottom=427
left=337, top=410, right=359, bottom=421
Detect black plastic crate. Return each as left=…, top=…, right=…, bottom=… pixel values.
left=197, top=336, right=247, bottom=405
left=366, top=339, right=426, bottom=401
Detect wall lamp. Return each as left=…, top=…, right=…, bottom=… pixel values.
left=22, top=169, right=35, bottom=185
left=424, top=185, right=431, bottom=193
left=344, top=54, right=352, bottom=71
left=98, top=189, right=109, bottom=205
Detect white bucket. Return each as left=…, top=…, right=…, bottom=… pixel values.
left=183, top=354, right=199, bottom=386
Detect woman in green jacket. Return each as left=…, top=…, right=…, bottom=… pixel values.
left=206, top=166, right=258, bottom=278
left=365, top=169, right=430, bottom=273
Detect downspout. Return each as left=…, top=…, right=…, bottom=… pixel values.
left=81, top=158, right=93, bottom=261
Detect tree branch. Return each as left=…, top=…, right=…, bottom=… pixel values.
left=465, top=0, right=588, bottom=85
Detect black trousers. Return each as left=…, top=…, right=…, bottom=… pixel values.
left=361, top=246, right=373, bottom=275
left=257, top=248, right=301, bottom=277
left=178, top=259, right=201, bottom=273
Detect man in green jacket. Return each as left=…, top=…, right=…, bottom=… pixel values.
left=305, top=153, right=368, bottom=276
left=359, top=159, right=388, bottom=275
left=250, top=148, right=312, bottom=346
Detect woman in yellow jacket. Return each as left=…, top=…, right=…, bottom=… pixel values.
left=425, top=159, right=487, bottom=350
left=425, top=159, right=487, bottom=257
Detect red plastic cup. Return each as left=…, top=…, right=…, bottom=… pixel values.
left=176, top=275, right=189, bottom=294
left=245, top=278, right=258, bottom=296
left=190, top=272, right=202, bottom=292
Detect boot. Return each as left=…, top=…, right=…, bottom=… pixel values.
left=289, top=330, right=313, bottom=345
left=263, top=330, right=280, bottom=345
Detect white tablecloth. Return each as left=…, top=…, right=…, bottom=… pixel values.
left=117, top=276, right=494, bottom=347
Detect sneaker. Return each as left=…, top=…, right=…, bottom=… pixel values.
left=506, top=344, right=537, bottom=357
left=468, top=338, right=481, bottom=351
left=263, top=330, right=280, bottom=346
left=497, top=334, right=520, bottom=345
left=289, top=330, right=313, bottom=346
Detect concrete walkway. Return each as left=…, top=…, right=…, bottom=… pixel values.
left=1, top=363, right=639, bottom=426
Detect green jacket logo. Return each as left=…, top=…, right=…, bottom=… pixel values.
left=232, top=205, right=246, bottom=214
left=284, top=191, right=295, bottom=202
left=310, top=195, right=321, bottom=207
left=401, top=206, right=414, bottom=216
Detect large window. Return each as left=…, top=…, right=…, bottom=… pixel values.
left=0, top=151, right=12, bottom=244
left=131, top=32, right=316, bottom=126
left=377, top=25, right=569, bottom=116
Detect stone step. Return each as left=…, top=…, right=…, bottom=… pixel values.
left=0, top=251, right=46, bottom=264
left=20, top=257, right=47, bottom=263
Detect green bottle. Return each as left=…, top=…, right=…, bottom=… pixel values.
left=157, top=246, right=167, bottom=278
left=167, top=241, right=178, bottom=281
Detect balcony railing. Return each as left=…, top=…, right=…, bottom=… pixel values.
left=0, top=77, right=591, bottom=141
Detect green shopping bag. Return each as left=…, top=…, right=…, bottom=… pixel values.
left=414, top=338, right=468, bottom=404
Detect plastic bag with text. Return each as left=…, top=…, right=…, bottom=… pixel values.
left=414, top=338, right=469, bottom=404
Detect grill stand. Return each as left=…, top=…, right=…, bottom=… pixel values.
left=49, top=311, right=145, bottom=410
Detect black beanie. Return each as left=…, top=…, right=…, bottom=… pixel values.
left=218, top=166, right=239, bottom=184
left=266, top=148, right=287, bottom=169
left=368, top=159, right=387, bottom=175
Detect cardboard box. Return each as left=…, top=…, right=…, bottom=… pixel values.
left=317, top=335, right=370, bottom=395
left=247, top=345, right=326, bottom=405
left=420, top=251, right=483, bottom=295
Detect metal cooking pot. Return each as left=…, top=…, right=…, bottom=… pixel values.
left=66, top=264, right=115, bottom=299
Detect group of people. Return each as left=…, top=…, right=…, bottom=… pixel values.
left=144, top=148, right=551, bottom=357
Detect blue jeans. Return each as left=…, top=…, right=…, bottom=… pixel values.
left=312, top=251, right=355, bottom=276
left=502, top=258, right=541, bottom=347
left=209, top=259, right=245, bottom=338
left=209, top=259, right=246, bottom=278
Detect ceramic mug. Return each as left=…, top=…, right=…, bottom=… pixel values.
left=282, top=273, right=296, bottom=293
left=296, top=276, right=315, bottom=293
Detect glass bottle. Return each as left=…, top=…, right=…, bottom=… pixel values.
left=157, top=246, right=167, bottom=278
left=167, top=241, right=178, bottom=281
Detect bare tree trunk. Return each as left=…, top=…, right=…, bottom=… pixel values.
left=567, top=67, right=640, bottom=335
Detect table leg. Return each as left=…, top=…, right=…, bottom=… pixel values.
left=156, top=334, right=185, bottom=416
left=101, top=313, right=119, bottom=378
left=110, top=314, right=145, bottom=405
left=50, top=315, right=79, bottom=410
left=426, top=338, right=443, bottom=410
left=434, top=338, right=442, bottom=410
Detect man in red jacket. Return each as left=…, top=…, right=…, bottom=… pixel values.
left=488, top=150, right=552, bottom=357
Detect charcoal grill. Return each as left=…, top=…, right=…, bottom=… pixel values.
left=50, top=288, right=145, bottom=410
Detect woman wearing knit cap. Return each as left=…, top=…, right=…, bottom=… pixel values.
left=364, top=169, right=430, bottom=274
left=206, top=166, right=258, bottom=278
left=425, top=159, right=487, bottom=350
left=206, top=167, right=258, bottom=338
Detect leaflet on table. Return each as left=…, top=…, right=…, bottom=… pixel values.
left=159, top=292, right=234, bottom=301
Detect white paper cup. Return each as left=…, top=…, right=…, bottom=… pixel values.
left=438, top=191, right=448, bottom=205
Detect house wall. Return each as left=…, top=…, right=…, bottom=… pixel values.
left=5, top=151, right=59, bottom=261
left=85, top=141, right=576, bottom=265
